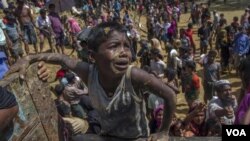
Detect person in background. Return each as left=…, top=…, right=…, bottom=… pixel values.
left=62, top=15, right=81, bottom=52
left=0, top=51, right=8, bottom=80
left=54, top=83, right=72, bottom=117
left=183, top=101, right=207, bottom=137
left=4, top=14, right=23, bottom=63
left=37, top=8, right=54, bottom=53
left=0, top=17, right=11, bottom=65
left=150, top=104, right=164, bottom=133
left=64, top=72, right=88, bottom=119
left=163, top=68, right=180, bottom=95
left=48, top=3, right=65, bottom=54
left=181, top=60, right=200, bottom=109
left=198, top=22, right=211, bottom=55
left=235, top=79, right=250, bottom=125
left=15, top=0, right=38, bottom=54
left=150, top=48, right=167, bottom=78
left=201, top=50, right=221, bottom=104
left=185, top=23, right=196, bottom=55
left=207, top=80, right=238, bottom=125
left=137, top=39, right=151, bottom=68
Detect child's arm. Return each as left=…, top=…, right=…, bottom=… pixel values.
left=166, top=82, right=180, bottom=94
left=6, top=53, right=89, bottom=83
left=131, top=67, right=176, bottom=132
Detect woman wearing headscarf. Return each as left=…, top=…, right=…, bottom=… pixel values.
left=151, top=38, right=163, bottom=52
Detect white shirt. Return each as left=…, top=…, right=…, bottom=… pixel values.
left=36, top=16, right=51, bottom=28
left=150, top=60, right=167, bottom=77
left=207, top=96, right=238, bottom=125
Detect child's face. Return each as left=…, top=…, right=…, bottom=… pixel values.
left=208, top=54, right=216, bottom=62
left=193, top=111, right=205, bottom=125
left=156, top=109, right=164, bottom=124
left=173, top=123, right=183, bottom=136
left=94, top=31, right=132, bottom=76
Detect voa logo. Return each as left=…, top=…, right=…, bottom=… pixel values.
left=226, top=129, right=247, bottom=136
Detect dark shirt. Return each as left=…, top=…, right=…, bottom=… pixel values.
left=0, top=86, right=17, bottom=109
left=198, top=26, right=210, bottom=40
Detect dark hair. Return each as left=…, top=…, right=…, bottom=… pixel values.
left=208, top=50, right=217, bottom=57
left=54, top=84, right=65, bottom=96
left=40, top=8, right=46, bottom=14
left=0, top=86, right=17, bottom=109
left=3, top=8, right=11, bottom=14
left=87, top=22, right=130, bottom=52
left=142, top=65, right=151, bottom=73
left=205, top=118, right=222, bottom=136
left=65, top=72, right=75, bottom=83
left=166, top=68, right=176, bottom=81
left=185, top=60, right=196, bottom=71
left=61, top=15, right=68, bottom=24
left=188, top=23, right=193, bottom=28
left=179, top=28, right=185, bottom=33
left=49, top=4, right=56, bottom=9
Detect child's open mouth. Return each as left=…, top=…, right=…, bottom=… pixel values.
left=114, top=60, right=129, bottom=70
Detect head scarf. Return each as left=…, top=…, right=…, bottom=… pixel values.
left=151, top=38, right=162, bottom=52
left=153, top=104, right=164, bottom=128
left=215, top=80, right=231, bottom=90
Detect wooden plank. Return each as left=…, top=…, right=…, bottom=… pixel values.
left=25, top=63, right=59, bottom=141
left=0, top=63, right=59, bottom=141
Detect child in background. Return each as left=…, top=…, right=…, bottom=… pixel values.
left=185, top=23, right=196, bottom=54
left=36, top=9, right=54, bottom=53
left=62, top=15, right=82, bottom=54
left=202, top=50, right=221, bottom=104
left=150, top=48, right=167, bottom=78
left=150, top=104, right=164, bottom=133
left=48, top=4, right=65, bottom=54
left=163, top=68, right=180, bottom=95
left=54, top=84, right=71, bottom=117
left=137, top=39, right=151, bottom=68
left=181, top=61, right=201, bottom=109
left=205, top=118, right=222, bottom=136
left=170, top=119, right=185, bottom=136
left=64, top=72, right=88, bottom=119
left=4, top=14, right=23, bottom=62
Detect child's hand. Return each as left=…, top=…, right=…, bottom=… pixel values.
left=37, top=61, right=50, bottom=81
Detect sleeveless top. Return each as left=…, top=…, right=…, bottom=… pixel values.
left=88, top=65, right=150, bottom=139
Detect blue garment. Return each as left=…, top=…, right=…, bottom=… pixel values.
left=22, top=22, right=37, bottom=44
left=233, top=33, right=250, bottom=56
left=113, top=1, right=121, bottom=11
left=5, top=23, right=19, bottom=42
left=82, top=4, right=89, bottom=12
left=0, top=51, right=8, bottom=80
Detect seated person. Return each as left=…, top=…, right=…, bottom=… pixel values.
left=64, top=72, right=88, bottom=119
left=54, top=83, right=71, bottom=117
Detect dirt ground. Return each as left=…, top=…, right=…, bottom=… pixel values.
left=2, top=0, right=245, bottom=119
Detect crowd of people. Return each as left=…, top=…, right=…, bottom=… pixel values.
left=1, top=0, right=250, bottom=141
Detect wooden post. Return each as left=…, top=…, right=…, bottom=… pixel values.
left=0, top=63, right=59, bottom=141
